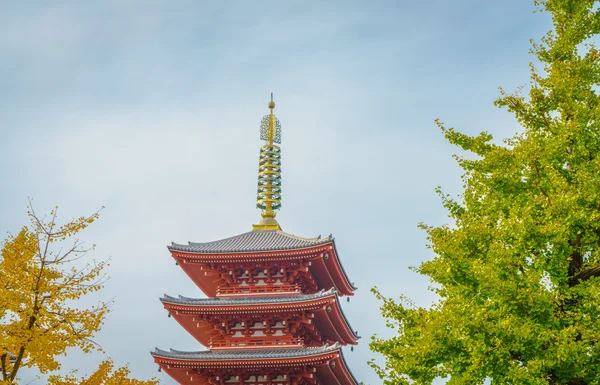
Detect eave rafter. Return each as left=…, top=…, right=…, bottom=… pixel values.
left=152, top=345, right=358, bottom=385
left=162, top=291, right=358, bottom=347
left=171, top=243, right=355, bottom=297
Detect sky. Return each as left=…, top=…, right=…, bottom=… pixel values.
left=0, top=1, right=553, bottom=384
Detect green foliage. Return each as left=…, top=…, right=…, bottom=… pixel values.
left=370, top=1, right=600, bottom=384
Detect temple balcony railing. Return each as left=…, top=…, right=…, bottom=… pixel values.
left=209, top=337, right=304, bottom=350
left=216, top=284, right=300, bottom=297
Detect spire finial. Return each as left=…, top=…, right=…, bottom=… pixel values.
left=268, top=92, right=275, bottom=110
left=253, top=94, right=282, bottom=231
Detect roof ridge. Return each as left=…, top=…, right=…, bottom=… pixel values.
left=160, top=290, right=337, bottom=305
left=168, top=230, right=333, bottom=254
left=152, top=344, right=340, bottom=358
left=187, top=231, right=257, bottom=247
left=275, top=230, right=327, bottom=242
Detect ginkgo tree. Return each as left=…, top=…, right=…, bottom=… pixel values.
left=0, top=202, right=158, bottom=385
left=371, top=1, right=600, bottom=384
left=47, top=359, right=156, bottom=385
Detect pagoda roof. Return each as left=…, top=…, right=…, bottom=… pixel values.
left=152, top=343, right=359, bottom=385
left=152, top=343, right=340, bottom=360
left=169, top=230, right=356, bottom=296
left=162, top=288, right=336, bottom=306
left=161, top=289, right=359, bottom=346
left=169, top=230, right=332, bottom=254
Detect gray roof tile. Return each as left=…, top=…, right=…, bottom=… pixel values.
left=161, top=288, right=335, bottom=306
left=151, top=343, right=340, bottom=360
left=161, top=288, right=360, bottom=340
left=168, top=230, right=332, bottom=253
left=151, top=344, right=359, bottom=384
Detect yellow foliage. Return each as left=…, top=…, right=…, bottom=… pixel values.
left=48, top=359, right=158, bottom=385
left=0, top=203, right=158, bottom=384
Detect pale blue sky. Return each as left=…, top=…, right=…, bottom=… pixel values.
left=0, top=1, right=551, bottom=384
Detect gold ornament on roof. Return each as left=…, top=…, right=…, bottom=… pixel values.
left=253, top=93, right=283, bottom=231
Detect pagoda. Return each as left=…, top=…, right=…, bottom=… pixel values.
left=152, top=95, right=359, bottom=385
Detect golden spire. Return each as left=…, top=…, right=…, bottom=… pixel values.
left=252, top=93, right=283, bottom=231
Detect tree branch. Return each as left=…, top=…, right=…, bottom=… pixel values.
left=568, top=264, right=600, bottom=287
left=9, top=202, right=50, bottom=382
left=9, top=313, right=37, bottom=381
left=568, top=233, right=583, bottom=278
left=1, top=353, right=8, bottom=381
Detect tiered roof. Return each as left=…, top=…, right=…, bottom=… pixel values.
left=169, top=231, right=332, bottom=253
left=152, top=343, right=358, bottom=385
left=169, top=230, right=356, bottom=297
left=153, top=342, right=344, bottom=360
left=163, top=288, right=336, bottom=306
left=161, top=288, right=359, bottom=347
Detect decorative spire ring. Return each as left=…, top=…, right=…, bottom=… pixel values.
left=253, top=93, right=283, bottom=231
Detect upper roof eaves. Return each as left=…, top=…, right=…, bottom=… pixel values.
left=151, top=343, right=341, bottom=360
left=168, top=230, right=333, bottom=254
left=151, top=343, right=360, bottom=385
left=161, top=288, right=337, bottom=306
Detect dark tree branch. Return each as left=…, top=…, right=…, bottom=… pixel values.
left=9, top=313, right=36, bottom=381
left=568, top=233, right=583, bottom=278
left=568, top=264, right=600, bottom=287
left=1, top=352, right=7, bottom=381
